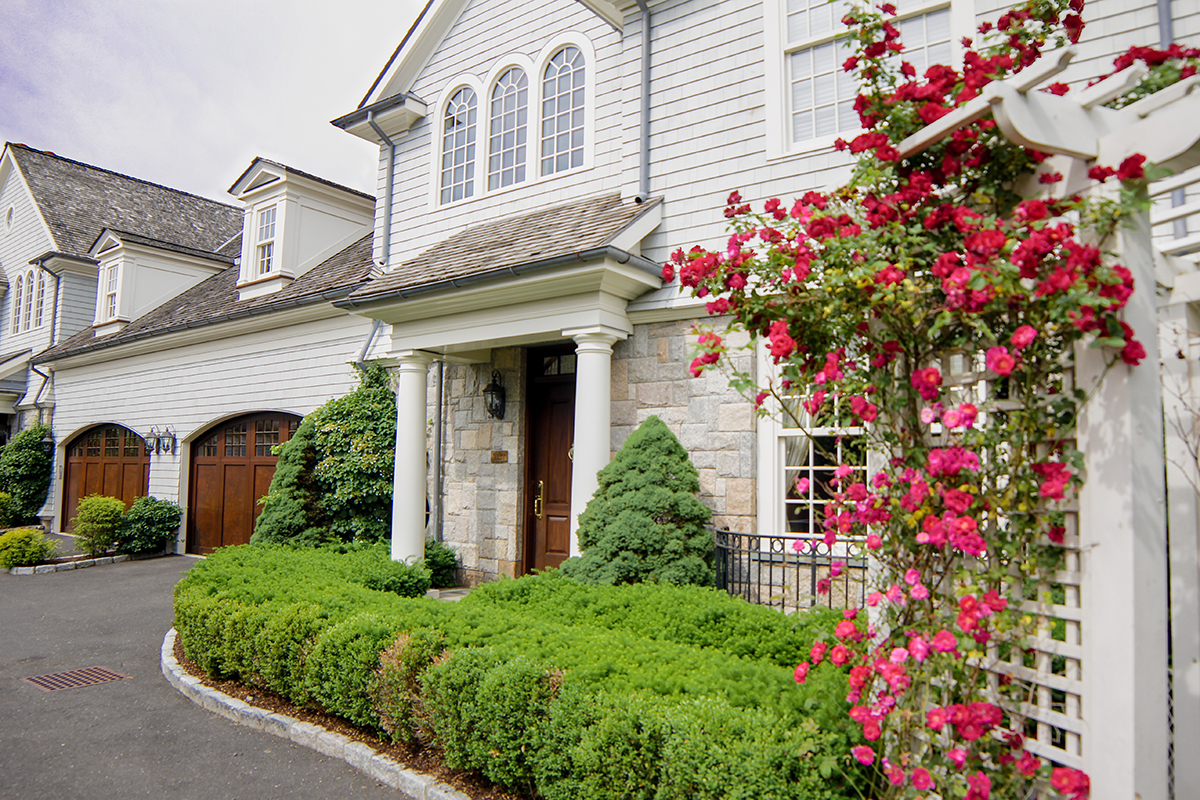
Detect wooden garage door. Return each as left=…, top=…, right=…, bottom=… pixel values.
left=187, top=412, right=299, bottom=555
left=62, top=425, right=150, bottom=531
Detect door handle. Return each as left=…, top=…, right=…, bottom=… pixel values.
left=534, top=480, right=544, bottom=519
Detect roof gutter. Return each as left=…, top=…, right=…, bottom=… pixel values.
left=33, top=283, right=365, bottom=366
left=335, top=245, right=661, bottom=310
left=29, top=251, right=99, bottom=271
left=634, top=0, right=652, bottom=204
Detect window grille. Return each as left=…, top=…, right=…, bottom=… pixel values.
left=541, top=47, right=585, bottom=175
left=441, top=87, right=478, bottom=204
left=256, top=206, right=277, bottom=275
left=489, top=68, right=528, bottom=190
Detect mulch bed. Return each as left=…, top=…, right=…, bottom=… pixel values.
left=173, top=637, right=522, bottom=800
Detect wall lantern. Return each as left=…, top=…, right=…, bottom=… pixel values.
left=39, top=431, right=54, bottom=457
left=483, top=371, right=506, bottom=420
left=147, top=426, right=177, bottom=455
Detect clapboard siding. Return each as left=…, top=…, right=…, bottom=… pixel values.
left=45, top=313, right=375, bottom=532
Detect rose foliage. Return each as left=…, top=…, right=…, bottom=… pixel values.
left=668, top=1, right=1183, bottom=797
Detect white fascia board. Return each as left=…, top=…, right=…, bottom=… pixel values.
left=606, top=200, right=662, bottom=253
left=2, top=151, right=62, bottom=254
left=38, top=304, right=343, bottom=370
left=0, top=349, right=31, bottom=381
left=363, top=0, right=470, bottom=107
left=573, top=0, right=624, bottom=30
left=337, top=96, right=429, bottom=144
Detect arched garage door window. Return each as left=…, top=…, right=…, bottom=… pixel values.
left=62, top=425, right=150, bottom=531
left=187, top=412, right=300, bottom=555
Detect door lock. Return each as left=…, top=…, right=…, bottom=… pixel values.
left=534, top=480, right=544, bottom=519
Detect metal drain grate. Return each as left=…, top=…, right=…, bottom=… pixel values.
left=21, top=667, right=130, bottom=692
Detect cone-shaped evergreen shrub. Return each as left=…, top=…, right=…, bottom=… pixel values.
left=561, top=416, right=713, bottom=586
left=0, top=423, right=53, bottom=523
left=251, top=415, right=325, bottom=545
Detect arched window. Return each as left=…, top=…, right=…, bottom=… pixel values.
left=12, top=273, right=22, bottom=334
left=440, top=87, right=478, bottom=204
left=33, top=270, right=45, bottom=328
left=488, top=68, right=529, bottom=190
left=541, top=46, right=586, bottom=176
left=22, top=269, right=33, bottom=331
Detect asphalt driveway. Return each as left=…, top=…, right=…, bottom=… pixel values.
left=0, top=555, right=403, bottom=799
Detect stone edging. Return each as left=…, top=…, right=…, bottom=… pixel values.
left=9, top=554, right=132, bottom=575
left=160, top=628, right=470, bottom=800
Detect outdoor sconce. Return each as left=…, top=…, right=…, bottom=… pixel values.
left=483, top=371, right=506, bottom=420
left=39, top=431, right=54, bottom=457
left=147, top=426, right=177, bottom=455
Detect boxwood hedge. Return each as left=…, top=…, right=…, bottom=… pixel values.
left=173, top=544, right=860, bottom=799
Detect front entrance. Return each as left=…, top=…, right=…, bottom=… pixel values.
left=62, top=425, right=150, bottom=530
left=524, top=347, right=576, bottom=571
left=187, top=412, right=299, bottom=554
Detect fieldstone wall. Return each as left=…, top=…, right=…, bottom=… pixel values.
left=610, top=318, right=757, bottom=534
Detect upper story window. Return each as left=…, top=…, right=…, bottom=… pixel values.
left=782, top=0, right=955, bottom=148
left=441, top=87, right=478, bottom=204
left=11, top=268, right=45, bottom=334
left=256, top=205, right=277, bottom=275
left=489, top=68, right=529, bottom=190
left=103, top=262, right=120, bottom=320
left=541, top=46, right=585, bottom=175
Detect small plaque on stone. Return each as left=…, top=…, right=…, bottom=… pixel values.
left=490, top=451, right=509, bottom=463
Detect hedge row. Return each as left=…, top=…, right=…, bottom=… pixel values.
left=174, top=545, right=859, bottom=799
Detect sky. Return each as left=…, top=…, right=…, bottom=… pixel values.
left=0, top=0, right=429, bottom=202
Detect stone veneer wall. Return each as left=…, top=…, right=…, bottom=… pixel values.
left=610, top=318, right=757, bottom=535
left=428, top=319, right=758, bottom=586
left=432, top=347, right=525, bottom=586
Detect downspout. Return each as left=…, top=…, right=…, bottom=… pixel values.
left=634, top=0, right=652, bottom=204
left=28, top=364, right=51, bottom=425
left=366, top=112, right=397, bottom=267
left=29, top=261, right=61, bottom=425
left=355, top=319, right=384, bottom=365
left=432, top=360, right=445, bottom=542
left=1158, top=0, right=1186, bottom=238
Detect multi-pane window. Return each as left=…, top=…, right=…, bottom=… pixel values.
left=441, top=87, right=478, bottom=204
left=22, top=269, right=34, bottom=330
left=785, top=0, right=952, bottom=145
left=489, top=68, right=529, bottom=190
left=11, top=274, right=21, bottom=334
left=254, top=419, right=280, bottom=457
left=225, top=422, right=248, bottom=458
left=33, top=271, right=44, bottom=328
left=779, top=393, right=867, bottom=536
left=104, top=263, right=120, bottom=320
left=541, top=46, right=585, bottom=175
left=256, top=205, right=277, bottom=275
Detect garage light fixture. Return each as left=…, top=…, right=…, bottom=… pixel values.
left=147, top=426, right=177, bottom=455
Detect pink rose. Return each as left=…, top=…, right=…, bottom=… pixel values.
left=986, top=346, right=1017, bottom=377
left=1011, top=324, right=1037, bottom=349
left=852, top=745, right=875, bottom=765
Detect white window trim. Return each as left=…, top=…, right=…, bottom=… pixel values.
left=11, top=273, right=22, bottom=334
left=425, top=33, right=598, bottom=211
left=33, top=270, right=44, bottom=328
left=21, top=268, right=34, bottom=331
left=762, top=0, right=974, bottom=161
left=255, top=204, right=278, bottom=276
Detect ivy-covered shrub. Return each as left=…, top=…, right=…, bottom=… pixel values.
left=562, top=415, right=713, bottom=586
left=71, top=494, right=127, bottom=557
left=0, top=527, right=57, bottom=568
left=253, top=363, right=398, bottom=545
left=115, top=496, right=182, bottom=554
left=425, top=538, right=459, bottom=588
left=0, top=424, right=53, bottom=523
left=0, top=492, right=14, bottom=528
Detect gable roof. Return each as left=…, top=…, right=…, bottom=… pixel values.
left=34, top=234, right=374, bottom=365
left=345, top=193, right=662, bottom=305
left=227, top=157, right=375, bottom=201
left=6, top=143, right=243, bottom=261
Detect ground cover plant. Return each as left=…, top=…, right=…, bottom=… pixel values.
left=669, top=0, right=1192, bottom=796
left=174, top=544, right=852, bottom=799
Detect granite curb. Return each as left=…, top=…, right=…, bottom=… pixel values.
left=9, top=554, right=131, bottom=575
left=161, top=628, right=471, bottom=800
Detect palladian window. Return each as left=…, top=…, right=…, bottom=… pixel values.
left=489, top=68, right=529, bottom=190
left=441, top=87, right=478, bottom=204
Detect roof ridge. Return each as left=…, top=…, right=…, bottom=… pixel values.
left=8, top=142, right=239, bottom=211
left=94, top=227, right=236, bottom=261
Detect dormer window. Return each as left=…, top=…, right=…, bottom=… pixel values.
left=256, top=205, right=277, bottom=275
left=489, top=68, right=528, bottom=190
left=541, top=46, right=585, bottom=175
left=103, top=262, right=120, bottom=320
left=441, top=87, right=478, bottom=204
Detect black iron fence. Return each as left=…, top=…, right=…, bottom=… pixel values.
left=714, top=530, right=869, bottom=612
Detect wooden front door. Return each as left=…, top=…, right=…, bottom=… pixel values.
left=187, top=412, right=299, bottom=554
left=525, top=348, right=576, bottom=572
left=62, top=425, right=150, bottom=530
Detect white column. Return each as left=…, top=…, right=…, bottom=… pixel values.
left=563, top=326, right=627, bottom=555
left=392, top=350, right=435, bottom=562
left=1076, top=204, right=1169, bottom=800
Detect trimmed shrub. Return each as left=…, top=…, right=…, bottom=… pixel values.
left=562, top=415, right=714, bottom=586
left=354, top=548, right=432, bottom=598
left=71, top=494, right=126, bottom=557
left=303, top=613, right=405, bottom=728
left=425, top=538, right=459, bottom=588
left=0, top=527, right=57, bottom=568
left=115, top=496, right=181, bottom=554
left=373, top=627, right=446, bottom=743
left=252, top=416, right=327, bottom=546
left=0, top=424, right=53, bottom=523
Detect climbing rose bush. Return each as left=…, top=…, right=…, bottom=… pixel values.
left=670, top=1, right=1186, bottom=797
